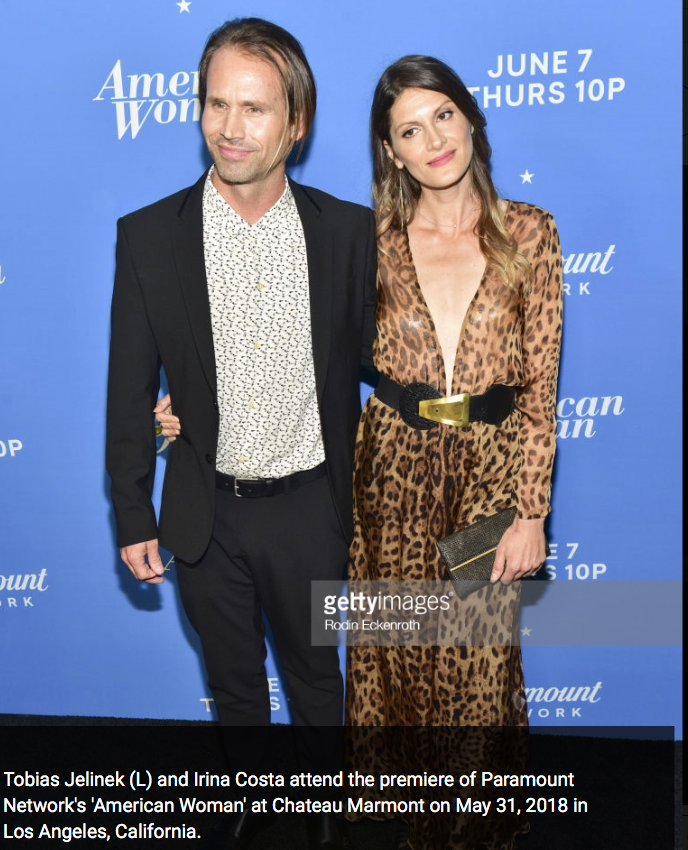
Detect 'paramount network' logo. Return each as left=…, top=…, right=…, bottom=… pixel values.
left=526, top=681, right=602, bottom=719
left=562, top=244, right=615, bottom=296
left=94, top=60, right=201, bottom=139
left=0, top=569, right=48, bottom=609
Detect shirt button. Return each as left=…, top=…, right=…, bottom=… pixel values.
left=238, top=455, right=246, bottom=463
left=253, top=342, right=261, bottom=350
left=248, top=400, right=255, bottom=409
left=257, top=282, right=265, bottom=291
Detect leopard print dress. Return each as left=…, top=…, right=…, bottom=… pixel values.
left=345, top=203, right=563, bottom=849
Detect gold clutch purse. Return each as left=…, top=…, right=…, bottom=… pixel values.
left=437, top=507, right=549, bottom=599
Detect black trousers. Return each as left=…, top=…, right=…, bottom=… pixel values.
left=176, top=473, right=348, bottom=777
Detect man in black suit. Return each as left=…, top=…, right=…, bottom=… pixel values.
left=106, top=17, right=376, bottom=849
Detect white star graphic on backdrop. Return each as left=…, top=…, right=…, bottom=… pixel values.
left=520, top=626, right=532, bottom=637
left=520, top=169, right=534, bottom=184
left=176, top=0, right=191, bottom=12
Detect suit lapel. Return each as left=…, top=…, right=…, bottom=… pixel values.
left=172, top=172, right=217, bottom=396
left=290, top=179, right=334, bottom=401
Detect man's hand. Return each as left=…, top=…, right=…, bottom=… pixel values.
left=490, top=517, right=547, bottom=585
left=120, top=539, right=165, bottom=584
left=154, top=393, right=181, bottom=441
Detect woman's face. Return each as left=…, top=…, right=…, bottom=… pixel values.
left=384, top=87, right=473, bottom=191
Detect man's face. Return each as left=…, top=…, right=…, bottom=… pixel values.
left=202, top=47, right=298, bottom=194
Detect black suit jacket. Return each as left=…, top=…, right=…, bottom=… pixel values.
left=106, top=172, right=377, bottom=563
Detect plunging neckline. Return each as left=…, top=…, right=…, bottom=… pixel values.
left=402, top=226, right=488, bottom=397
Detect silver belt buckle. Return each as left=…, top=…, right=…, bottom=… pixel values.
left=234, top=478, right=244, bottom=498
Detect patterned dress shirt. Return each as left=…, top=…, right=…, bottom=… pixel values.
left=203, top=171, right=325, bottom=479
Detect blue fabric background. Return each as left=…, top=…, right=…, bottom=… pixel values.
left=0, top=0, right=681, bottom=736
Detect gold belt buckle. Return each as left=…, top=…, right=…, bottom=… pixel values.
left=418, top=393, right=471, bottom=427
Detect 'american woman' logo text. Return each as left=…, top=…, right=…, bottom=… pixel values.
left=556, top=395, right=624, bottom=439
left=94, top=60, right=201, bottom=139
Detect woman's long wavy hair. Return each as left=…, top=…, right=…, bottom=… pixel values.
left=371, top=55, right=531, bottom=291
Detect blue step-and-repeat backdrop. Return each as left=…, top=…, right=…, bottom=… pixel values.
left=0, top=1, right=681, bottom=737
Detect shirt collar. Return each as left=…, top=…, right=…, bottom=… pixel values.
left=204, top=167, right=293, bottom=231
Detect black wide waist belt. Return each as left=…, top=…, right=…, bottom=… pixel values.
left=216, top=461, right=326, bottom=498
left=374, top=374, right=516, bottom=430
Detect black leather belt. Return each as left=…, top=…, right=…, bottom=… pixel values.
left=216, top=461, right=326, bottom=498
left=374, top=374, right=516, bottom=430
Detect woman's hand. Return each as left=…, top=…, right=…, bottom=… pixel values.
left=490, top=516, right=547, bottom=585
left=154, top=393, right=181, bottom=441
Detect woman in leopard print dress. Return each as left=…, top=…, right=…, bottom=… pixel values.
left=345, top=56, right=563, bottom=850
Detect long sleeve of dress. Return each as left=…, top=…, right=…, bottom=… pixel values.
left=515, top=212, right=564, bottom=518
